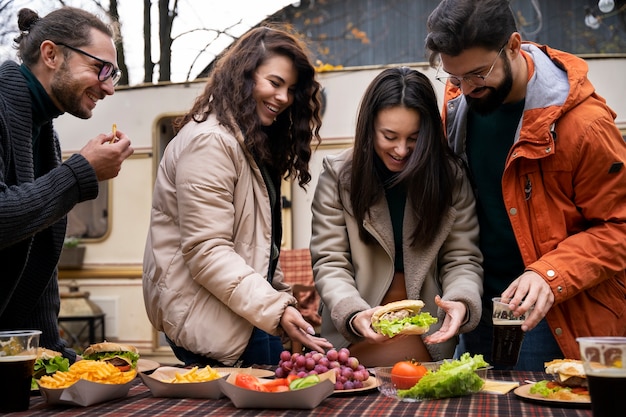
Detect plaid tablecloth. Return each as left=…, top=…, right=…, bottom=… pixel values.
left=15, top=371, right=592, bottom=417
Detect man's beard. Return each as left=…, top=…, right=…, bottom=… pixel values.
left=50, top=61, right=93, bottom=119
left=465, top=55, right=513, bottom=116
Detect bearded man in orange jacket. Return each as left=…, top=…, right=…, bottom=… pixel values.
left=426, top=0, right=626, bottom=371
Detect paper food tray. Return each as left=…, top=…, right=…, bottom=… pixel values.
left=139, top=366, right=226, bottom=399
left=39, top=378, right=132, bottom=407
left=218, top=370, right=335, bottom=409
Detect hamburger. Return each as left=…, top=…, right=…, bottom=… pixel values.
left=545, top=359, right=588, bottom=388
left=371, top=300, right=438, bottom=337
left=530, top=359, right=590, bottom=401
left=32, top=348, right=70, bottom=389
left=83, top=342, right=140, bottom=372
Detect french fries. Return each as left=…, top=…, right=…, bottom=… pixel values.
left=110, top=123, right=117, bottom=144
left=38, top=360, right=136, bottom=389
left=161, top=365, right=221, bottom=383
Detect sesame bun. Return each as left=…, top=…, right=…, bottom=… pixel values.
left=83, top=341, right=138, bottom=356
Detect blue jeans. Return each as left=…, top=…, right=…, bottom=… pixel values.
left=456, top=315, right=563, bottom=371
left=166, top=327, right=283, bottom=367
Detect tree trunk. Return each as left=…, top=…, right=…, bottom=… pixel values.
left=143, top=0, right=153, bottom=83
left=108, top=0, right=128, bottom=86
left=158, top=0, right=175, bottom=82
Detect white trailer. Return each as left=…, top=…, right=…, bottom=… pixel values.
left=53, top=57, right=626, bottom=355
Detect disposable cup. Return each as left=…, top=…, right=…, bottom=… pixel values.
left=491, top=297, right=527, bottom=366
left=577, top=336, right=626, bottom=417
left=0, top=330, right=42, bottom=412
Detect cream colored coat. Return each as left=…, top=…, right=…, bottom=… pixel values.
left=311, top=149, right=484, bottom=360
left=143, top=114, right=295, bottom=366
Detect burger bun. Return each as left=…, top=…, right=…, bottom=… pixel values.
left=83, top=341, right=138, bottom=356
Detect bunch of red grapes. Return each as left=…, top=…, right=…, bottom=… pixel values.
left=275, top=347, right=369, bottom=390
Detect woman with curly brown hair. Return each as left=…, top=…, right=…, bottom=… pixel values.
left=143, top=26, right=331, bottom=367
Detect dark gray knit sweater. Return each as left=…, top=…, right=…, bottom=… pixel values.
left=0, top=61, right=99, bottom=360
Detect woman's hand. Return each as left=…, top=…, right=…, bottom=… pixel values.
left=349, top=307, right=396, bottom=343
left=424, top=295, right=466, bottom=344
left=280, top=306, right=333, bottom=353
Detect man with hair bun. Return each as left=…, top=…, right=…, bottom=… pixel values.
left=0, top=7, right=134, bottom=362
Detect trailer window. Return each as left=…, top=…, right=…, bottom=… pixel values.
left=66, top=181, right=110, bottom=240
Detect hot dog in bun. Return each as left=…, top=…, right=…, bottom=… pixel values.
left=83, top=341, right=139, bottom=372
left=371, top=300, right=438, bottom=337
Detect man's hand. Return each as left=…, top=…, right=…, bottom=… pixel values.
left=280, top=306, right=333, bottom=353
left=79, top=128, right=134, bottom=181
left=502, top=270, right=554, bottom=331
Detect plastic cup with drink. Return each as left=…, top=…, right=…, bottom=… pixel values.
left=491, top=297, right=529, bottom=366
left=0, top=330, right=42, bottom=412
left=577, top=336, right=626, bottom=417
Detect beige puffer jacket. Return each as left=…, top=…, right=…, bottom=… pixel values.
left=143, top=114, right=295, bottom=366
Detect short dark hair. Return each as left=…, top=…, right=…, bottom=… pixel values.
left=14, top=7, right=117, bottom=67
left=425, top=0, right=517, bottom=66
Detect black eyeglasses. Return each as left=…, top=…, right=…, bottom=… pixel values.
left=435, top=45, right=506, bottom=89
left=56, top=42, right=122, bottom=86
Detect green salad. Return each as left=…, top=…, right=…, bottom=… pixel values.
left=397, top=353, right=489, bottom=400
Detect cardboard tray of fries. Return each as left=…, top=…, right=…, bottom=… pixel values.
left=39, top=379, right=133, bottom=407
left=218, top=370, right=336, bottom=409
left=139, top=366, right=226, bottom=399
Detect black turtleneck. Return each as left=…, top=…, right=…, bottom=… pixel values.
left=374, top=154, right=406, bottom=272
left=19, top=64, right=63, bottom=177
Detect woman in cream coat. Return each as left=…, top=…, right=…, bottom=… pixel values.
left=143, top=26, right=331, bottom=367
left=311, top=68, right=483, bottom=366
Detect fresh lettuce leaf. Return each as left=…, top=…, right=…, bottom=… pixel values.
left=373, top=312, right=438, bottom=337
left=529, top=380, right=559, bottom=397
left=397, top=353, right=489, bottom=399
left=32, top=356, right=71, bottom=389
left=33, top=356, right=70, bottom=379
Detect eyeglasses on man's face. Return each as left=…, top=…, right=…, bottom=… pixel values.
left=56, top=42, right=122, bottom=86
left=435, top=45, right=506, bottom=89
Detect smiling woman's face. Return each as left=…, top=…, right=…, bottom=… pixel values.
left=252, top=54, right=297, bottom=126
left=373, top=106, right=420, bottom=173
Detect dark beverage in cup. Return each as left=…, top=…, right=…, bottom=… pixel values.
left=586, top=373, right=626, bottom=417
left=491, top=297, right=528, bottom=366
left=0, top=330, right=41, bottom=413
left=577, top=336, right=626, bottom=417
left=491, top=320, right=525, bottom=366
left=0, top=356, right=37, bottom=413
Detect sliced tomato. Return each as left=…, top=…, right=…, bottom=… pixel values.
left=546, top=381, right=561, bottom=389
left=571, top=387, right=589, bottom=395
left=116, top=364, right=132, bottom=372
left=262, top=378, right=290, bottom=392
left=234, top=373, right=268, bottom=391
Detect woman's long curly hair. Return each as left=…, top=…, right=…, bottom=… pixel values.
left=174, top=25, right=322, bottom=188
